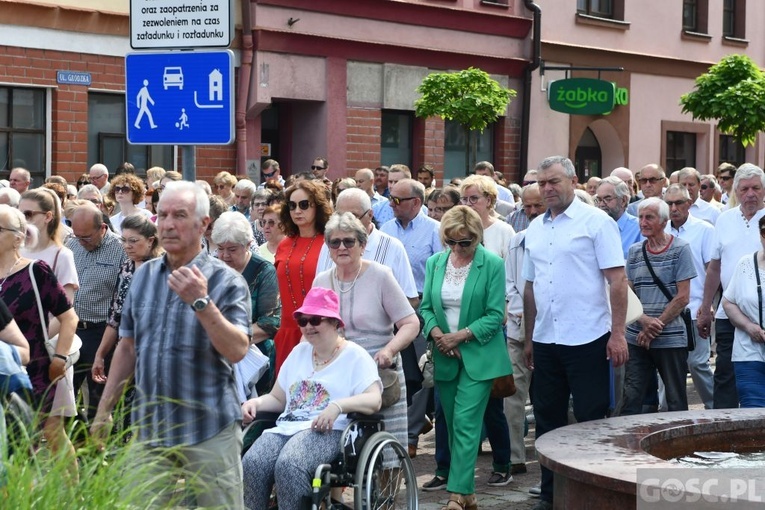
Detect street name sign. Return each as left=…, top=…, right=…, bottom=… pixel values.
left=130, top=0, right=233, bottom=49
left=125, top=50, right=234, bottom=145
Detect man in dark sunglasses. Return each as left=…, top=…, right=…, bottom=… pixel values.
left=716, top=162, right=737, bottom=205
left=259, top=159, right=285, bottom=189
left=311, top=157, right=329, bottom=180
left=627, top=163, right=666, bottom=216
left=699, top=174, right=723, bottom=209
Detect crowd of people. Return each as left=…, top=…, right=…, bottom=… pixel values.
left=0, top=155, right=762, bottom=510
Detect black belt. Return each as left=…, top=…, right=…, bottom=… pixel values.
left=77, top=320, right=106, bottom=330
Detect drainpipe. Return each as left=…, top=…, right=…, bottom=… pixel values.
left=236, top=1, right=255, bottom=178
left=520, top=0, right=541, bottom=176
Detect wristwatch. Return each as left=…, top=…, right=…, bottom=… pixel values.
left=52, top=353, right=68, bottom=362
left=191, top=295, right=211, bottom=312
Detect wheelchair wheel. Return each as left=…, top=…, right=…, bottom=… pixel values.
left=353, top=431, right=418, bottom=509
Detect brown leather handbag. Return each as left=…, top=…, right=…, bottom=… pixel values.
left=490, top=374, right=517, bottom=399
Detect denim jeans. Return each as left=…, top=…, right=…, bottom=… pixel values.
left=532, top=334, right=611, bottom=503
left=621, top=344, right=688, bottom=415
left=713, top=319, right=739, bottom=408
left=734, top=361, right=765, bottom=408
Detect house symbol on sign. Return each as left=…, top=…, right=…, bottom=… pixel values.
left=194, top=69, right=224, bottom=109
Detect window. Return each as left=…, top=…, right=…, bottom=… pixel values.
left=88, top=92, right=172, bottom=177
left=577, top=0, right=613, bottom=18
left=666, top=131, right=696, bottom=172
left=380, top=110, right=412, bottom=168
left=723, top=0, right=745, bottom=39
left=683, top=0, right=698, bottom=31
left=443, top=120, right=494, bottom=182
left=719, top=135, right=745, bottom=168
left=0, top=86, right=46, bottom=185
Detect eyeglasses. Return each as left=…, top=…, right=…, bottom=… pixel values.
left=21, top=210, right=46, bottom=220
left=252, top=201, right=267, bottom=208
left=460, top=194, right=486, bottom=205
left=328, top=237, right=358, bottom=249
left=700, top=184, right=710, bottom=190
left=389, top=196, right=417, bottom=206
left=263, top=169, right=278, bottom=178
left=90, top=174, right=106, bottom=180
left=0, top=226, right=19, bottom=235
left=85, top=198, right=102, bottom=205
left=719, top=175, right=733, bottom=181
left=638, top=177, right=662, bottom=185
left=259, top=219, right=277, bottom=228
left=288, top=199, right=312, bottom=211
left=445, top=238, right=473, bottom=248
left=433, top=206, right=453, bottom=214
left=216, top=184, right=228, bottom=190
left=113, top=185, right=132, bottom=194
left=353, top=209, right=370, bottom=220
left=120, top=236, right=144, bottom=245
left=311, top=165, right=327, bottom=171
left=296, top=315, right=327, bottom=327
left=665, top=199, right=688, bottom=207
left=594, top=196, right=617, bottom=205
left=77, top=180, right=89, bottom=186
left=522, top=180, right=536, bottom=186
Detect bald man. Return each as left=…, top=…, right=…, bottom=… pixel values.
left=9, top=167, right=31, bottom=193
left=355, top=168, right=386, bottom=208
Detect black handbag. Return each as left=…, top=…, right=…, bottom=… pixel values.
left=641, top=242, right=695, bottom=351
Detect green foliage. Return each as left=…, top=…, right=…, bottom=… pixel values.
left=680, top=54, right=765, bottom=147
left=414, top=67, right=516, bottom=132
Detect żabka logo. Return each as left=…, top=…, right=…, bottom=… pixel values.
left=548, top=78, right=628, bottom=116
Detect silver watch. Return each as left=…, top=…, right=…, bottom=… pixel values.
left=191, top=295, right=211, bottom=312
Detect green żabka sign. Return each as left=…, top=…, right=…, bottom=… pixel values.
left=548, top=78, right=629, bottom=115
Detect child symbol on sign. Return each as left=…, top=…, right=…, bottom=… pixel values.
left=176, top=108, right=189, bottom=130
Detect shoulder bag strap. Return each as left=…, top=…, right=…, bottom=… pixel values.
left=755, top=251, right=762, bottom=329
left=52, top=247, right=61, bottom=273
left=27, top=261, right=50, bottom=343
left=641, top=241, right=674, bottom=304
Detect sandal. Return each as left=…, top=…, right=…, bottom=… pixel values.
left=441, top=493, right=478, bottom=510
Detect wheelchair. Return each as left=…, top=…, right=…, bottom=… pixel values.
left=243, top=411, right=418, bottom=509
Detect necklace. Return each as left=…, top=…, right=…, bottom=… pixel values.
left=334, top=263, right=362, bottom=294
left=284, top=234, right=318, bottom=309
left=0, top=257, right=21, bottom=292
left=313, top=340, right=343, bottom=367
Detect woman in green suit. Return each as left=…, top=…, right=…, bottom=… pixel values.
left=421, top=205, right=512, bottom=510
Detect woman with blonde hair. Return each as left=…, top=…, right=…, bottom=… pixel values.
left=213, top=171, right=237, bottom=206
left=258, top=204, right=285, bottom=264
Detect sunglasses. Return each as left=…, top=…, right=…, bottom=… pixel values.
left=263, top=169, right=278, bottom=177
left=288, top=199, right=312, bottom=211
left=113, top=185, right=132, bottom=194
left=445, top=238, right=473, bottom=248
left=638, top=177, right=662, bottom=185
left=216, top=184, right=228, bottom=190
left=389, top=196, right=417, bottom=206
left=296, top=315, right=327, bottom=327
left=665, top=200, right=688, bottom=207
left=719, top=175, right=733, bottom=181
left=311, top=165, right=327, bottom=171
left=328, top=237, right=358, bottom=249
left=259, top=219, right=277, bottom=227
left=77, top=180, right=89, bottom=186
left=700, top=184, right=710, bottom=190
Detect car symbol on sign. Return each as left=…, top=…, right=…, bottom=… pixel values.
left=163, top=67, right=184, bottom=90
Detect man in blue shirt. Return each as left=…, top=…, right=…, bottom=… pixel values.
left=596, top=176, right=642, bottom=259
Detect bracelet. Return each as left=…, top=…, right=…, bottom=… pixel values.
left=464, top=327, right=473, bottom=343
left=52, top=353, right=68, bottom=362
left=329, top=401, right=343, bottom=414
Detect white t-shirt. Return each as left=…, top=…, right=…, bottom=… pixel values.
left=483, top=220, right=515, bottom=260
left=723, top=253, right=765, bottom=363
left=21, top=244, right=80, bottom=291
left=267, top=341, right=381, bottom=437
left=110, top=208, right=153, bottom=235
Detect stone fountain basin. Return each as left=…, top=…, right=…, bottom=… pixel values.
left=535, top=408, right=765, bottom=509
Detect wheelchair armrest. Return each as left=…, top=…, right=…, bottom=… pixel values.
left=346, top=412, right=384, bottom=422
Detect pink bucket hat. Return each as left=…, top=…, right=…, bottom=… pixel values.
left=293, top=287, right=345, bottom=328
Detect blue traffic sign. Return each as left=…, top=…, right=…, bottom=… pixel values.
left=125, top=50, right=234, bottom=145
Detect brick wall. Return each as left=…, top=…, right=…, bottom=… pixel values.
left=0, top=45, right=235, bottom=184
left=495, top=115, right=522, bottom=184
left=416, top=116, right=445, bottom=183
left=345, top=108, right=381, bottom=176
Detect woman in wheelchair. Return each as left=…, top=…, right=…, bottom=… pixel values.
left=242, top=287, right=383, bottom=510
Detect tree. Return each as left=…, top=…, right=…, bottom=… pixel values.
left=415, top=67, right=516, bottom=174
left=680, top=54, right=765, bottom=147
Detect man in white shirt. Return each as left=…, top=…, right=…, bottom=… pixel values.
left=678, top=167, right=720, bottom=225
left=663, top=184, right=715, bottom=409
left=523, top=156, right=628, bottom=509
left=698, top=163, right=765, bottom=409
left=354, top=168, right=386, bottom=209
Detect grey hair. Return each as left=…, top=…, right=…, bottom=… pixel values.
left=252, top=188, right=272, bottom=202
left=195, top=180, right=212, bottom=195
left=160, top=181, right=210, bottom=219
left=664, top=183, right=691, bottom=201
left=0, top=204, right=36, bottom=248
left=233, top=178, right=257, bottom=195
left=598, top=175, right=631, bottom=202
left=324, top=212, right=368, bottom=246
left=677, top=167, right=701, bottom=183
left=539, top=156, right=575, bottom=178
left=211, top=211, right=254, bottom=246
left=77, top=184, right=102, bottom=199
left=0, top=188, right=21, bottom=207
left=336, top=187, right=372, bottom=211
left=734, top=163, right=765, bottom=191
left=574, top=189, right=594, bottom=206
left=638, top=196, right=669, bottom=222
left=397, top=178, right=426, bottom=202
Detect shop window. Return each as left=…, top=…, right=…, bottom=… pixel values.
left=443, top=120, right=494, bottom=182
left=718, top=135, right=745, bottom=168
left=88, top=92, right=172, bottom=177
left=683, top=0, right=708, bottom=33
left=381, top=110, right=412, bottom=168
left=0, top=86, right=46, bottom=185
left=666, top=131, right=697, bottom=172
left=576, top=0, right=624, bottom=20
left=723, top=0, right=745, bottom=39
